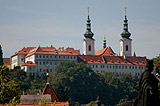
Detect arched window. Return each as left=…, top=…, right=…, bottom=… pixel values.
left=89, top=45, right=91, bottom=51
left=126, top=45, right=128, bottom=51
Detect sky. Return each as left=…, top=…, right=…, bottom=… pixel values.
left=0, top=0, right=160, bottom=59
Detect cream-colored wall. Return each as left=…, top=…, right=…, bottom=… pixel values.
left=120, top=39, right=132, bottom=56
left=25, top=54, right=77, bottom=75
left=88, top=64, right=145, bottom=77
left=12, top=54, right=26, bottom=69
left=83, top=39, right=95, bottom=55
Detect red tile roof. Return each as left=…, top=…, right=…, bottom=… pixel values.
left=78, top=55, right=146, bottom=65
left=125, top=56, right=146, bottom=65
left=25, top=47, right=80, bottom=57
left=0, top=101, right=69, bottom=106
left=103, top=56, right=132, bottom=65
left=78, top=55, right=105, bottom=64
left=42, top=83, right=60, bottom=102
left=3, top=58, right=11, bottom=65
left=11, top=47, right=80, bottom=58
left=22, top=61, right=37, bottom=66
left=11, top=47, right=35, bottom=57
left=95, top=46, right=116, bottom=56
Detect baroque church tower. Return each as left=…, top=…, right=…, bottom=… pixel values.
left=120, top=8, right=132, bottom=56
left=83, top=8, right=95, bottom=55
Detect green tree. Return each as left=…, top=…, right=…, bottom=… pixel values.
left=0, top=45, right=3, bottom=65
left=50, top=61, right=139, bottom=106
left=50, top=61, right=96, bottom=103
left=153, top=54, right=160, bottom=77
left=0, top=65, right=20, bottom=104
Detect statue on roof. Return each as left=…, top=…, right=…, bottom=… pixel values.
left=134, top=59, right=160, bottom=106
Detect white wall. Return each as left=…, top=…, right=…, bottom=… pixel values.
left=83, top=39, right=95, bottom=55
left=88, top=63, right=145, bottom=77
left=120, top=39, right=132, bottom=56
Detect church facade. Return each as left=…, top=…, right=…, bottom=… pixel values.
left=10, top=9, right=146, bottom=77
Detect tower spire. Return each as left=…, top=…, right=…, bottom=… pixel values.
left=121, top=7, right=131, bottom=39
left=120, top=8, right=132, bottom=56
left=103, top=35, right=106, bottom=49
left=84, top=7, right=94, bottom=39
left=83, top=8, right=95, bottom=55
left=125, top=7, right=127, bottom=18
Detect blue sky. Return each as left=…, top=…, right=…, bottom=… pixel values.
left=0, top=0, right=160, bottom=59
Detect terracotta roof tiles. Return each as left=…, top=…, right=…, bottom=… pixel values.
left=0, top=101, right=69, bottom=106
left=42, top=84, right=59, bottom=102
left=95, top=46, right=116, bottom=56
left=22, top=61, right=37, bottom=66
left=78, top=55, right=146, bottom=65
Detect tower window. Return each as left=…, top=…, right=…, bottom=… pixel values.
left=89, top=45, right=91, bottom=51
left=126, top=45, right=128, bottom=51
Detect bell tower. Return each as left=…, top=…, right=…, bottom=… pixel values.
left=83, top=8, right=95, bottom=55
left=120, top=8, right=132, bottom=56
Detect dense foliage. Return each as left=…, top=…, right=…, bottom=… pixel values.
left=9, top=67, right=47, bottom=94
left=0, top=65, right=19, bottom=104
left=50, top=61, right=139, bottom=106
left=153, top=54, right=160, bottom=77
left=0, top=45, right=3, bottom=65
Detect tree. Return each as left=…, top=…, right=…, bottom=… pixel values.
left=50, top=61, right=95, bottom=104
left=0, top=45, right=3, bottom=65
left=153, top=54, right=160, bottom=78
left=0, top=65, right=20, bottom=104
left=50, top=61, right=139, bottom=106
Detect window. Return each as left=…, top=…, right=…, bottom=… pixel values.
left=102, top=65, right=104, bottom=68
left=126, top=45, right=128, bottom=51
left=122, top=66, right=124, bottom=69
left=40, top=69, right=41, bottom=72
left=50, top=62, right=52, bottom=65
left=113, top=66, right=114, bottom=69
left=40, top=55, right=41, bottom=58
left=46, top=55, right=48, bottom=58
left=50, top=69, right=52, bottom=72
left=21, top=58, right=24, bottom=62
left=43, top=55, right=45, bottom=58
left=96, top=65, right=97, bottom=68
left=43, top=62, right=45, bottom=65
left=132, top=66, right=134, bottom=69
left=50, top=56, right=52, bottom=58
left=89, top=45, right=91, bottom=51
left=125, top=66, right=127, bottom=69
left=119, top=66, right=121, bottom=69
left=39, top=62, right=41, bottom=65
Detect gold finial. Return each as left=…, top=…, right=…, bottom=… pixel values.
left=47, top=73, right=49, bottom=84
